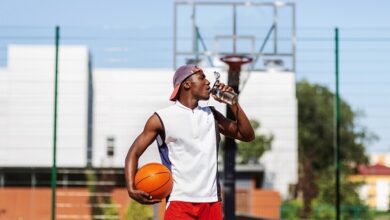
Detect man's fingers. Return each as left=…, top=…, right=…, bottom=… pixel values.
left=137, top=191, right=162, bottom=204
left=130, top=189, right=158, bottom=204
left=138, top=197, right=161, bottom=205
left=212, top=94, right=222, bottom=102
left=217, top=83, right=233, bottom=92
left=145, top=199, right=162, bottom=204
left=139, top=191, right=151, bottom=198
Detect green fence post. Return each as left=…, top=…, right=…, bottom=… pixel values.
left=334, top=27, right=341, bottom=220
left=354, top=206, right=360, bottom=220
left=51, top=25, right=60, bottom=220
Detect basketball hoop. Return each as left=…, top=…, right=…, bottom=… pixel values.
left=220, top=55, right=253, bottom=89
left=220, top=55, right=252, bottom=68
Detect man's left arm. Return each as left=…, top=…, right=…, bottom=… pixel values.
left=213, top=103, right=255, bottom=142
left=211, top=83, right=255, bottom=142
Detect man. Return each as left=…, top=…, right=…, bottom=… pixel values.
left=125, top=64, right=254, bottom=219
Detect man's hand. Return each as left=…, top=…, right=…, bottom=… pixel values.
left=211, top=82, right=237, bottom=105
left=124, top=114, right=164, bottom=205
left=128, top=188, right=161, bottom=205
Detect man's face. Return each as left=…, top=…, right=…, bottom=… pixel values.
left=187, top=71, right=211, bottom=100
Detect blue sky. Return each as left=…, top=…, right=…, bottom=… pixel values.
left=1, top=0, right=389, bottom=153
left=0, top=0, right=389, bottom=28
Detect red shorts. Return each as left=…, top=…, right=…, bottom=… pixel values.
left=164, top=201, right=223, bottom=220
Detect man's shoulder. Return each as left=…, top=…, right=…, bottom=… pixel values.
left=156, top=104, right=177, bottom=115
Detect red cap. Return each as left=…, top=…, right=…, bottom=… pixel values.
left=169, top=64, right=203, bottom=101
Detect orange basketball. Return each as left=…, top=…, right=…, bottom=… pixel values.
left=134, top=163, right=173, bottom=200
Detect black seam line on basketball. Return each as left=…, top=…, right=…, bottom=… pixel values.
left=148, top=174, right=172, bottom=194
left=135, top=171, right=170, bottom=188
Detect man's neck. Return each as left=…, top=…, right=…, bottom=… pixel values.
left=177, top=98, right=198, bottom=110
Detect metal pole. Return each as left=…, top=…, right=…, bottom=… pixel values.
left=292, top=4, right=296, bottom=72
left=224, top=68, right=239, bottom=220
left=273, top=4, right=278, bottom=53
left=334, top=27, right=341, bottom=220
left=192, top=5, right=199, bottom=62
left=51, top=25, right=60, bottom=220
left=87, top=53, right=93, bottom=167
left=173, top=3, right=177, bottom=69
left=233, top=5, right=237, bottom=54
left=220, top=55, right=251, bottom=220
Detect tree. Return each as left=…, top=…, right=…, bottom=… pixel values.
left=311, top=167, right=373, bottom=220
left=296, top=80, right=376, bottom=217
left=124, top=201, right=153, bottom=220
left=238, top=119, right=273, bottom=164
left=85, top=170, right=119, bottom=219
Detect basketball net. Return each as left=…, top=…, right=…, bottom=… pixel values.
left=239, top=61, right=254, bottom=95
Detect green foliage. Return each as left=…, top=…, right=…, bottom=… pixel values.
left=280, top=199, right=303, bottom=220
left=281, top=199, right=374, bottom=220
left=297, top=80, right=373, bottom=170
left=315, top=167, right=362, bottom=206
left=85, top=169, right=119, bottom=219
left=310, top=202, right=374, bottom=220
left=238, top=119, right=273, bottom=164
left=101, top=198, right=120, bottom=218
left=85, top=170, right=102, bottom=217
left=296, top=80, right=377, bottom=217
left=312, top=168, right=374, bottom=220
left=311, top=202, right=335, bottom=220
left=372, top=211, right=390, bottom=220
left=124, top=202, right=153, bottom=220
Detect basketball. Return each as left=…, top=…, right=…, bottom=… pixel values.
left=134, top=163, right=173, bottom=200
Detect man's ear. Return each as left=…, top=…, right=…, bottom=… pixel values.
left=182, top=80, right=191, bottom=90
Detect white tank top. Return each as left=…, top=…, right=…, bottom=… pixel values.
left=155, top=101, right=221, bottom=202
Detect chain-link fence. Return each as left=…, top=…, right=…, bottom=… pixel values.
left=0, top=24, right=389, bottom=220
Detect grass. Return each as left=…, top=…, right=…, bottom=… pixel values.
left=373, top=211, right=390, bottom=220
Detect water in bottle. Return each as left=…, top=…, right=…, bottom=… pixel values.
left=210, top=71, right=238, bottom=105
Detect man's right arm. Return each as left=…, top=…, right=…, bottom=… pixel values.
left=124, top=114, right=162, bottom=204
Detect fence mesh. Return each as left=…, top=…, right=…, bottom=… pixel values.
left=0, top=25, right=389, bottom=219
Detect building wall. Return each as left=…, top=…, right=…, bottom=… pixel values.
left=0, top=45, right=297, bottom=198
left=0, top=187, right=135, bottom=220
left=93, top=68, right=172, bottom=167
left=94, top=68, right=298, bottom=197
left=0, top=187, right=280, bottom=220
left=250, top=190, right=281, bottom=219
left=349, top=175, right=390, bottom=211
left=0, top=45, right=89, bottom=167
left=239, top=70, right=298, bottom=198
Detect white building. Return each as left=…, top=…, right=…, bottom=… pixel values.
left=0, top=45, right=297, bottom=198
left=0, top=45, right=89, bottom=167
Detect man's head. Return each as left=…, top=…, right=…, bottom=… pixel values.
left=169, top=64, right=210, bottom=101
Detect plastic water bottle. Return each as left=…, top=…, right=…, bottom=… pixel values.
left=210, top=71, right=238, bottom=105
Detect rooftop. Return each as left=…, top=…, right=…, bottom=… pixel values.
left=357, top=163, right=390, bottom=175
